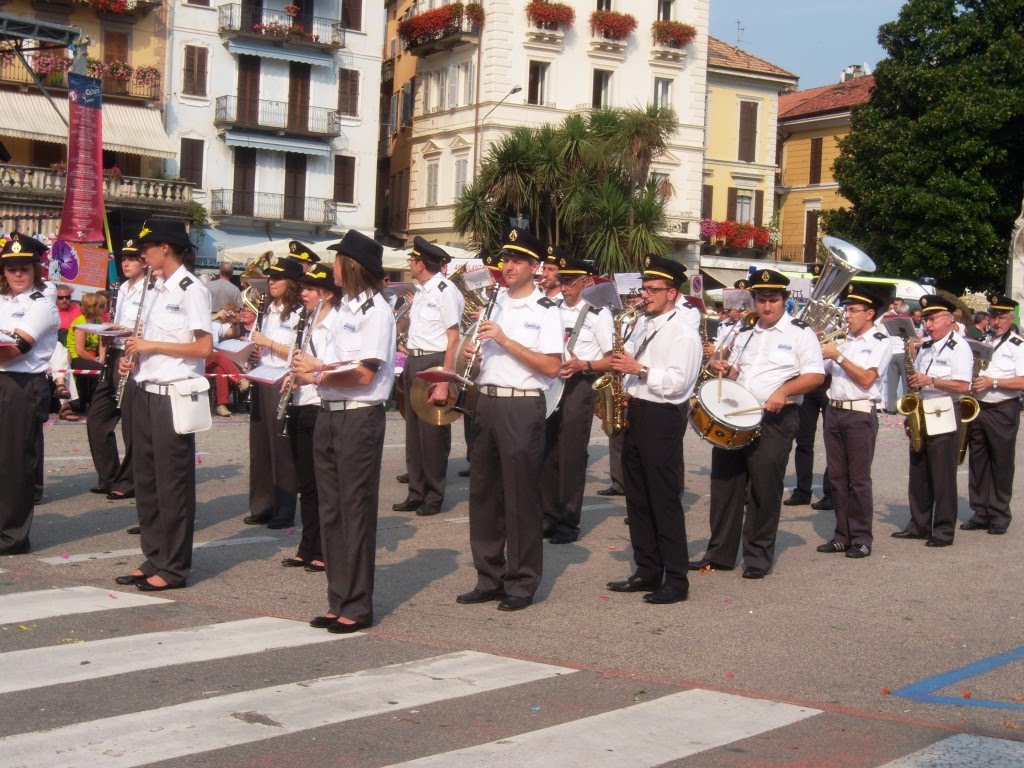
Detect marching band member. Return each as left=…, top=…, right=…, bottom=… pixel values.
left=456, top=228, right=562, bottom=612
left=892, top=294, right=972, bottom=547
left=816, top=284, right=892, bottom=558
left=606, top=255, right=701, bottom=604
left=280, top=264, right=341, bottom=573
left=286, top=239, right=321, bottom=273
left=542, top=255, right=613, bottom=544
left=692, top=270, right=825, bottom=578
left=393, top=237, right=464, bottom=517
left=86, top=240, right=145, bottom=501
left=245, top=256, right=304, bottom=529
left=0, top=234, right=58, bottom=554
left=294, top=230, right=395, bottom=633
left=539, top=247, right=563, bottom=301
left=115, top=220, right=212, bottom=590
left=963, top=295, right=1024, bottom=535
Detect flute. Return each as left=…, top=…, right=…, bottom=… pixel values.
left=276, top=302, right=318, bottom=435
left=115, top=267, right=152, bottom=409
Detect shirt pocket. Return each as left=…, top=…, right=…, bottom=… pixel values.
left=927, top=356, right=953, bottom=378
left=153, top=313, right=186, bottom=341
left=767, top=346, right=796, bottom=369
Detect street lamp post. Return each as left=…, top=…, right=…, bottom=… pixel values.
left=472, top=85, right=522, bottom=182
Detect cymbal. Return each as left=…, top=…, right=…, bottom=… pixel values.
left=409, top=368, right=462, bottom=425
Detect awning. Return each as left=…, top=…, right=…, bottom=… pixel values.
left=226, top=40, right=334, bottom=68
left=223, top=130, right=332, bottom=157
left=701, top=266, right=751, bottom=289
left=0, top=91, right=176, bottom=159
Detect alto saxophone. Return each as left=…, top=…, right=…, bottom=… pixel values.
left=593, top=304, right=643, bottom=437
left=896, top=329, right=926, bottom=452
left=956, top=351, right=984, bottom=465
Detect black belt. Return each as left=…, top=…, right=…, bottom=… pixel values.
left=629, top=398, right=679, bottom=409
left=980, top=398, right=1019, bottom=410
left=0, top=370, right=46, bottom=379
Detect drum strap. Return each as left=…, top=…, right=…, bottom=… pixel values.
left=564, top=302, right=591, bottom=358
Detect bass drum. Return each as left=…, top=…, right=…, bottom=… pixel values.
left=688, top=378, right=762, bottom=450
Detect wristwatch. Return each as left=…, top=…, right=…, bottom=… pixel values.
left=638, top=365, right=650, bottom=382
left=835, top=355, right=845, bottom=365
left=993, top=378, right=999, bottom=389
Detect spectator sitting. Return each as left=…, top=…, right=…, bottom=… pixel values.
left=55, top=284, right=81, bottom=346
left=206, top=302, right=249, bottom=416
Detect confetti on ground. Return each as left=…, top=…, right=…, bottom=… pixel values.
left=60, top=553, right=69, bottom=559
left=725, top=672, right=734, bottom=679
left=881, top=687, right=891, bottom=695
left=1003, top=721, right=1021, bottom=731
left=962, top=691, right=972, bottom=699
left=530, top=706, right=540, bottom=711
left=723, top=598, right=731, bottom=605
left=602, top=674, right=611, bottom=680
left=607, top=546, right=616, bottom=551
left=108, top=593, right=117, bottom=599
left=599, top=595, right=610, bottom=599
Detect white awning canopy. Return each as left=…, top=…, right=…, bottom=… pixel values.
left=0, top=91, right=177, bottom=159
left=226, top=40, right=335, bottom=68
left=223, top=130, right=331, bottom=157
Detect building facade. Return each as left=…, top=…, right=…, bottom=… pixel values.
left=776, top=71, right=873, bottom=263
left=164, top=0, right=381, bottom=264
left=393, top=0, right=710, bottom=263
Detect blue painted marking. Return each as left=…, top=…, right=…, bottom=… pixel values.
left=893, top=645, right=1024, bottom=711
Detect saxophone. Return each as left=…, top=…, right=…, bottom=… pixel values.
left=957, top=351, right=984, bottom=465
left=593, top=304, right=643, bottom=437
left=896, top=329, right=926, bottom=452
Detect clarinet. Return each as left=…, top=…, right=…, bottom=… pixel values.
left=115, top=267, right=152, bottom=409
left=276, top=304, right=313, bottom=436
left=100, top=281, right=119, bottom=384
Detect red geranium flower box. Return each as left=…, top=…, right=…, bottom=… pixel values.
left=590, top=10, right=637, bottom=41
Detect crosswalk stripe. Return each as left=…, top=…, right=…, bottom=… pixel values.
left=37, top=535, right=277, bottom=564
left=876, top=733, right=1024, bottom=766
left=0, top=617, right=360, bottom=695
left=384, top=688, right=820, bottom=768
left=0, top=651, right=575, bottom=768
left=0, top=586, right=168, bottom=625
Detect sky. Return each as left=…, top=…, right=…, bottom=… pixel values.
left=707, top=0, right=908, bottom=89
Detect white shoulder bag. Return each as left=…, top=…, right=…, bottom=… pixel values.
left=168, top=377, right=212, bottom=434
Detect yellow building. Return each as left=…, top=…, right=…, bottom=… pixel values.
left=776, top=73, right=874, bottom=263
left=702, top=37, right=796, bottom=232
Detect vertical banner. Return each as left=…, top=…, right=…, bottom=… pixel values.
left=58, top=73, right=104, bottom=244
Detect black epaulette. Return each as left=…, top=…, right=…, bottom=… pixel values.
left=921, top=339, right=935, bottom=348
left=29, top=291, right=44, bottom=300
left=588, top=304, right=601, bottom=315
left=537, top=297, right=556, bottom=308
left=179, top=276, right=193, bottom=290
left=1011, top=337, right=1023, bottom=346
left=948, top=338, right=957, bottom=349
left=791, top=319, right=810, bottom=329
left=361, top=297, right=374, bottom=314
left=873, top=332, right=887, bottom=341
left=438, top=281, right=447, bottom=292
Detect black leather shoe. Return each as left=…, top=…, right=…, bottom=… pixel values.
left=267, top=519, right=294, bottom=530
left=810, top=496, right=834, bottom=510
left=925, top=537, right=952, bottom=547
left=497, top=596, right=531, bottom=612
left=458, top=468, right=471, bottom=477
left=783, top=491, right=812, bottom=506
left=456, top=588, right=506, bottom=604
left=687, top=558, right=733, bottom=572
left=304, top=562, right=326, bottom=572
left=416, top=504, right=442, bottom=517
left=891, top=530, right=927, bottom=539
left=281, top=557, right=306, bottom=568
left=136, top=579, right=184, bottom=592
left=107, top=490, right=135, bottom=501
left=988, top=525, right=1008, bottom=535
left=549, top=532, right=578, bottom=545
left=89, top=486, right=110, bottom=495
left=596, top=485, right=625, bottom=497
left=606, top=575, right=661, bottom=592
left=126, top=526, right=141, bottom=535
left=309, top=614, right=337, bottom=628
left=816, top=539, right=848, bottom=553
left=327, top=619, right=371, bottom=634
left=845, top=544, right=871, bottom=558
left=642, top=585, right=688, bottom=604
left=742, top=567, right=768, bottom=579
left=114, top=573, right=146, bottom=585
left=243, top=514, right=270, bottom=525
left=396, top=473, right=409, bottom=483
left=392, top=497, right=423, bottom=512
left=960, top=519, right=989, bottom=531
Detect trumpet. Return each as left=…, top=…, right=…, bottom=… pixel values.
left=115, top=267, right=152, bottom=409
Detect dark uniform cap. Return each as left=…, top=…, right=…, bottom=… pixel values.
left=733, top=279, right=750, bottom=290
left=288, top=240, right=320, bottom=264
left=498, top=226, right=543, bottom=262
left=919, top=294, right=957, bottom=316
left=543, top=244, right=569, bottom=265
left=842, top=282, right=889, bottom=311
left=556, top=255, right=598, bottom=278
left=297, top=263, right=340, bottom=292
left=411, top=236, right=451, bottom=265
left=987, top=293, right=1018, bottom=315
left=327, top=229, right=385, bottom=279
left=266, top=256, right=305, bottom=281
left=119, top=238, right=142, bottom=260
left=135, top=219, right=194, bottom=251
left=641, top=254, right=686, bottom=288
left=1, top=233, right=47, bottom=266
left=748, top=269, right=790, bottom=292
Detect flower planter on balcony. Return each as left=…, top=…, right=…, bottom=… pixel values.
left=524, top=24, right=565, bottom=50
left=218, top=4, right=345, bottom=51
left=399, top=2, right=482, bottom=58
left=525, top=0, right=574, bottom=40
left=651, top=20, right=695, bottom=64
left=588, top=10, right=635, bottom=60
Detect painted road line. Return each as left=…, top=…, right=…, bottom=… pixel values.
left=893, top=644, right=1024, bottom=711
left=0, top=617, right=361, bottom=695
left=0, top=586, right=168, bottom=626
left=385, top=688, right=820, bottom=768
left=38, top=535, right=277, bottom=565
left=0, top=651, right=575, bottom=768
left=876, top=734, right=1024, bottom=766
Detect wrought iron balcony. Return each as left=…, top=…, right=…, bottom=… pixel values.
left=381, top=56, right=394, bottom=82
left=210, top=189, right=335, bottom=225
left=218, top=4, right=345, bottom=51
left=0, top=59, right=161, bottom=101
left=214, top=96, right=341, bottom=139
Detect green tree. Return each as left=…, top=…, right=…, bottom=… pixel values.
left=823, top=0, right=1024, bottom=294
left=453, top=106, right=677, bottom=273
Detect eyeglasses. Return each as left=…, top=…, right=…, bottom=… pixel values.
left=844, top=307, right=868, bottom=314
left=56, top=295, right=72, bottom=300
left=639, top=286, right=670, bottom=295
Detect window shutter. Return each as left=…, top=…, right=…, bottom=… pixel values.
left=426, top=163, right=438, bottom=206
left=454, top=158, right=467, bottom=197
left=754, top=190, right=764, bottom=227
left=727, top=187, right=738, bottom=220
left=341, top=0, right=362, bottom=30
left=738, top=101, right=758, bottom=162
left=402, top=80, right=414, bottom=125
left=179, top=138, right=204, bottom=186
left=104, top=31, right=128, bottom=65
left=463, top=61, right=474, bottom=103
left=183, top=46, right=196, bottom=95
left=804, top=211, right=820, bottom=262
left=422, top=75, right=431, bottom=114
left=437, top=69, right=447, bottom=110
left=701, top=184, right=713, bottom=219
left=809, top=137, right=823, bottom=185
left=447, top=64, right=458, bottom=107
left=337, top=68, right=359, bottom=116
left=334, top=155, right=355, bottom=203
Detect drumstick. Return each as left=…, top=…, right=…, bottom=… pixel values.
left=718, top=370, right=723, bottom=399
left=724, top=400, right=797, bottom=417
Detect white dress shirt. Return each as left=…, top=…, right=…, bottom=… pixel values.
left=317, top=292, right=395, bottom=403
left=977, top=331, right=1024, bottom=404
left=259, top=301, right=302, bottom=367
left=0, top=286, right=58, bottom=374
left=560, top=300, right=614, bottom=362
left=730, top=316, right=825, bottom=404
left=673, top=297, right=702, bottom=331
left=293, top=306, right=337, bottom=407
left=826, top=327, right=893, bottom=402
left=112, top=277, right=148, bottom=350
left=134, top=264, right=212, bottom=385
left=914, top=330, right=973, bottom=400
left=406, top=272, right=464, bottom=353
left=477, top=289, right=563, bottom=391
left=624, top=309, right=701, bottom=404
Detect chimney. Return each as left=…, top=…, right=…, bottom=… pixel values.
left=840, top=63, right=871, bottom=82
